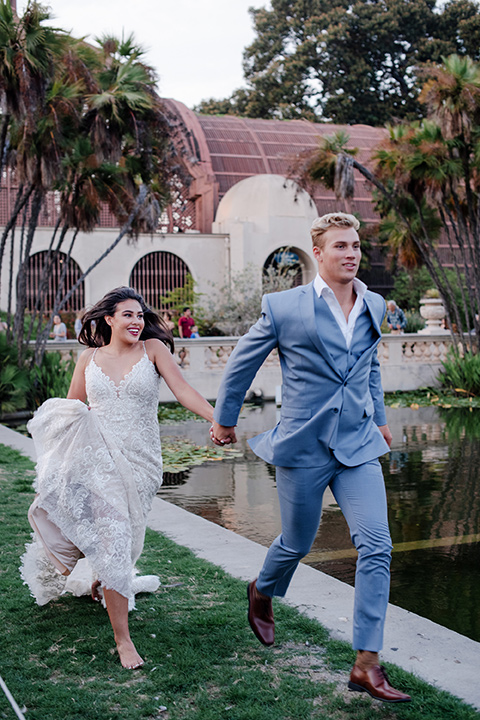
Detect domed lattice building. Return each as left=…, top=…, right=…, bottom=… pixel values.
left=0, top=99, right=392, bottom=314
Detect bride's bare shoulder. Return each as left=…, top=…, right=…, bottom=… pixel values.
left=144, top=338, right=168, bottom=353
left=76, top=347, right=96, bottom=366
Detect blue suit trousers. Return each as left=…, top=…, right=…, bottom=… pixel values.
left=256, top=457, right=392, bottom=651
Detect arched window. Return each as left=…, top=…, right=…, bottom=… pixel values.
left=25, top=251, right=84, bottom=312
left=263, top=247, right=304, bottom=289
left=130, top=252, right=191, bottom=309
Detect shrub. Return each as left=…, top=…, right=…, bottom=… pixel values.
left=438, top=350, right=480, bottom=395
left=27, top=351, right=75, bottom=409
left=201, top=263, right=299, bottom=336
left=0, top=333, right=29, bottom=414
left=0, top=363, right=29, bottom=414
left=404, top=310, right=425, bottom=333
left=391, top=267, right=433, bottom=310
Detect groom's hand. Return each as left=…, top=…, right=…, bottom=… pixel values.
left=210, top=421, right=237, bottom=445
left=378, top=424, right=393, bottom=447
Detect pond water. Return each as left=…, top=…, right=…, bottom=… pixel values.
left=158, top=402, right=480, bottom=643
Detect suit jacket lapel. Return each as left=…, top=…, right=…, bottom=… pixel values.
left=362, top=292, right=382, bottom=341
left=299, top=283, right=343, bottom=379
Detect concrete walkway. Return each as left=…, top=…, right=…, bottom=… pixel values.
left=1, top=423, right=479, bottom=711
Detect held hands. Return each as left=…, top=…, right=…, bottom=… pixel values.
left=210, top=420, right=237, bottom=446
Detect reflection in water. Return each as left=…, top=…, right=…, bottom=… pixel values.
left=158, top=403, right=480, bottom=642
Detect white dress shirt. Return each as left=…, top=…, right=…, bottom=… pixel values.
left=313, top=274, right=368, bottom=349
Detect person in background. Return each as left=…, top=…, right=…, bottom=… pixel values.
left=386, top=301, right=406, bottom=334
left=162, top=311, right=175, bottom=333
left=50, top=314, right=67, bottom=341
left=74, top=310, right=84, bottom=339
left=190, top=325, right=200, bottom=339
left=178, top=307, right=195, bottom=338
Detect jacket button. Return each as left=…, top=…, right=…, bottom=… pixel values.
left=333, top=408, right=339, bottom=413
left=344, top=381, right=347, bottom=386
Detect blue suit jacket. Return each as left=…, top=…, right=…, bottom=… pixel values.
left=214, top=282, right=390, bottom=468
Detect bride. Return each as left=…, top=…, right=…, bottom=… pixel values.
left=21, top=287, right=214, bottom=670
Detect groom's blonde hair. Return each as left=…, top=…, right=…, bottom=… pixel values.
left=311, top=212, right=360, bottom=249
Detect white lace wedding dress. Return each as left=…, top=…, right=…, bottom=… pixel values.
left=20, top=344, right=163, bottom=608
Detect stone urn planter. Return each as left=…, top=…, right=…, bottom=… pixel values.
left=418, top=296, right=448, bottom=334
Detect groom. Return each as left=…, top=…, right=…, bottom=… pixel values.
left=211, top=212, right=411, bottom=703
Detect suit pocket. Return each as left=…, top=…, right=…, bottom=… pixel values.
left=281, top=406, right=312, bottom=419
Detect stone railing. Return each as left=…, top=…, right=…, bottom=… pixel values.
left=377, top=334, right=451, bottom=392
left=45, top=332, right=454, bottom=400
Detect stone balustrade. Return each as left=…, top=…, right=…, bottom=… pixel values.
left=45, top=332, right=455, bottom=401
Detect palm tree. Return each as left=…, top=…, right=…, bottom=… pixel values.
left=419, top=54, right=480, bottom=142
left=0, top=1, right=66, bottom=174
left=301, top=55, right=480, bottom=350
left=0, top=5, right=188, bottom=368
left=31, top=33, right=187, bottom=362
left=290, top=130, right=357, bottom=211
left=0, top=1, right=73, bottom=360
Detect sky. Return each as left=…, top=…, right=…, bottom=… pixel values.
left=17, top=0, right=260, bottom=108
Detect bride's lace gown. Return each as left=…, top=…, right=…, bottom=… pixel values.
left=20, top=345, right=163, bottom=607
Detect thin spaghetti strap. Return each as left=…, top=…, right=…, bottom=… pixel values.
left=87, top=347, right=99, bottom=369
left=142, top=341, right=147, bottom=356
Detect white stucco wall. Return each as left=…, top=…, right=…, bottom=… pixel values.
left=212, top=174, right=318, bottom=285
left=1, top=173, right=321, bottom=312
left=0, top=228, right=229, bottom=311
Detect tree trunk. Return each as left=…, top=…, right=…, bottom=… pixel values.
left=34, top=228, right=77, bottom=365
left=56, top=185, right=149, bottom=314
left=13, top=187, right=44, bottom=365
left=26, top=219, right=65, bottom=348
left=0, top=115, right=10, bottom=183
left=350, top=156, right=477, bottom=352
left=0, top=183, right=33, bottom=297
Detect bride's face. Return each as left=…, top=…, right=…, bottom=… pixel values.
left=106, top=299, right=145, bottom=343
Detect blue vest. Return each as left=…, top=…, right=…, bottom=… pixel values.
left=314, top=294, right=378, bottom=379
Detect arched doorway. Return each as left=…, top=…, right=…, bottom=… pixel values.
left=25, top=251, right=84, bottom=311
left=263, top=247, right=305, bottom=289
left=130, top=252, right=192, bottom=309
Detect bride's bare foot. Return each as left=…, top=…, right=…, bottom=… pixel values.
left=117, top=639, right=144, bottom=670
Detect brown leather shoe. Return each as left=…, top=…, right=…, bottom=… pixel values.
left=247, top=579, right=274, bottom=646
left=348, top=664, right=411, bottom=703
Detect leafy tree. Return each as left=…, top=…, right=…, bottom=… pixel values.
left=390, top=267, right=433, bottom=311
left=194, top=90, right=251, bottom=118
left=301, top=54, right=480, bottom=350
left=196, top=0, right=480, bottom=125
left=201, top=261, right=300, bottom=336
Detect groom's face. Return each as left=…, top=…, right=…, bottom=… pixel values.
left=312, top=226, right=361, bottom=286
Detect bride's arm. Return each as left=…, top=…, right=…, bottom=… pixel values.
left=67, top=349, right=94, bottom=401
left=146, top=339, right=214, bottom=422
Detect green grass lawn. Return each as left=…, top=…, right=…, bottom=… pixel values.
left=0, top=443, right=479, bottom=720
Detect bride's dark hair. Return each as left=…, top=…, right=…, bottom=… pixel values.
left=78, top=286, right=174, bottom=353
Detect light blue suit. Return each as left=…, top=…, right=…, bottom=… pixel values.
left=214, top=282, right=393, bottom=651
